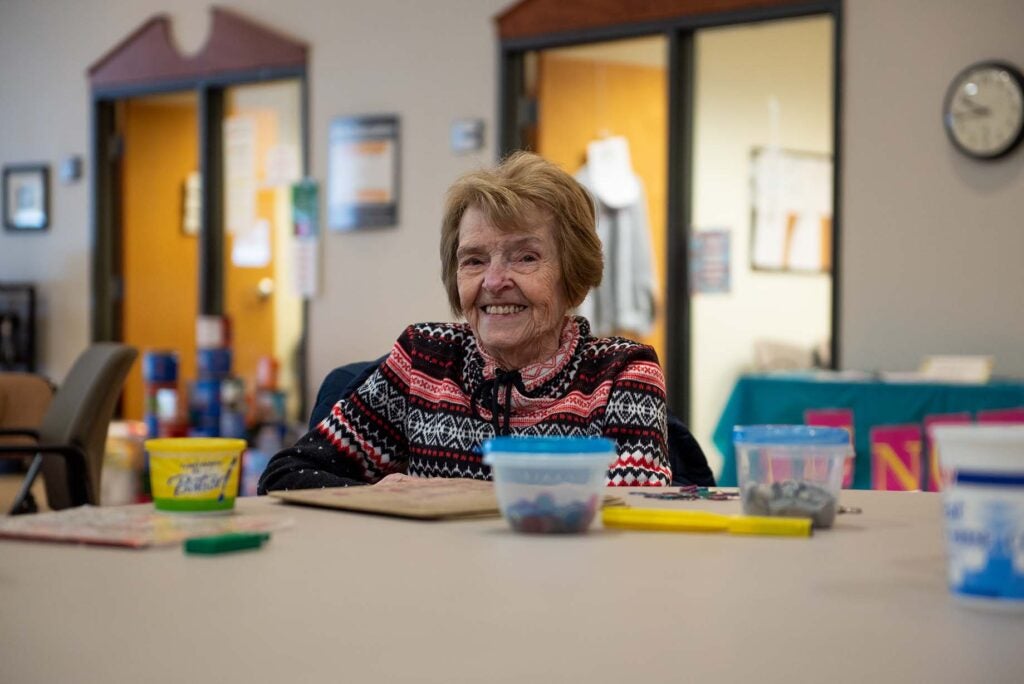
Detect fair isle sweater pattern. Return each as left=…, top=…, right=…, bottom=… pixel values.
left=262, top=317, right=671, bottom=491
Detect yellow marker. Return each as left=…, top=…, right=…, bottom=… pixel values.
left=601, top=507, right=812, bottom=537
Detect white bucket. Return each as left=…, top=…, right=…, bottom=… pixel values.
left=931, top=425, right=1024, bottom=610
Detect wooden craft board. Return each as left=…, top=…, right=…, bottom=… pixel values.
left=271, top=478, right=502, bottom=520
left=271, top=478, right=627, bottom=521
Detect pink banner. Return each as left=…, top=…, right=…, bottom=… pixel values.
left=805, top=408, right=855, bottom=488
left=977, top=407, right=1024, bottom=424
left=870, top=425, right=922, bottom=491
left=923, top=413, right=971, bottom=492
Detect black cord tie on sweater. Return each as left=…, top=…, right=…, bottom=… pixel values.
left=471, top=368, right=527, bottom=436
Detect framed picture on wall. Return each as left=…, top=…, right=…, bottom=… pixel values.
left=327, top=115, right=400, bottom=230
left=3, top=164, right=50, bottom=231
left=0, top=283, right=37, bottom=372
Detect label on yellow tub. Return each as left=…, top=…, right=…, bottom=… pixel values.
left=145, top=438, right=244, bottom=512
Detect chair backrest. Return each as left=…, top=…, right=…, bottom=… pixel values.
left=309, top=356, right=387, bottom=429
left=37, top=343, right=138, bottom=509
left=0, top=373, right=54, bottom=447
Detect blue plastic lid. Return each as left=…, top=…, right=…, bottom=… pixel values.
left=733, top=425, right=849, bottom=446
left=482, top=436, right=616, bottom=455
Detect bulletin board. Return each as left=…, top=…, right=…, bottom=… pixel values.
left=327, top=115, right=400, bottom=230
left=749, top=148, right=832, bottom=273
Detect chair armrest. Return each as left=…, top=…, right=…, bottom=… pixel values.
left=0, top=443, right=85, bottom=459
left=0, top=428, right=40, bottom=440
left=0, top=443, right=90, bottom=505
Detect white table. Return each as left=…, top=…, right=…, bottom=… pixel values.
left=2, top=490, right=1022, bottom=683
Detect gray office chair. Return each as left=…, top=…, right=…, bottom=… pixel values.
left=0, top=343, right=138, bottom=514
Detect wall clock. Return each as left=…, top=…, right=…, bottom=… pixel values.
left=943, top=60, right=1024, bottom=160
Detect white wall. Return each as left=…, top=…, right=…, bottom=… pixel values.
left=842, top=0, right=1024, bottom=375
left=2, top=0, right=1024, bottom=412
left=691, top=16, right=833, bottom=474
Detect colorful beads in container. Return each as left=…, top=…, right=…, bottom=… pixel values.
left=504, top=493, right=600, bottom=534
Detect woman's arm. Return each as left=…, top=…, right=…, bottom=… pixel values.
left=257, top=425, right=368, bottom=491
left=258, top=335, right=413, bottom=493
left=601, top=350, right=672, bottom=486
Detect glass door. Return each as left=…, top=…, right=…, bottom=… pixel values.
left=688, top=16, right=835, bottom=479
left=222, top=79, right=306, bottom=424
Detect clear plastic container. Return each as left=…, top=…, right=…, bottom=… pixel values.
left=483, top=436, right=615, bottom=534
left=733, top=425, right=851, bottom=528
left=931, top=424, right=1024, bottom=610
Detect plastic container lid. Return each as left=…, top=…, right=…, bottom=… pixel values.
left=733, top=425, right=849, bottom=447
left=483, top=436, right=615, bottom=455
left=144, top=438, right=247, bottom=453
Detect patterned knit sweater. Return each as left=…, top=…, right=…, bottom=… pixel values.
left=258, top=316, right=671, bottom=492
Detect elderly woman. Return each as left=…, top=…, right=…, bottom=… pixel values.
left=259, top=152, right=672, bottom=492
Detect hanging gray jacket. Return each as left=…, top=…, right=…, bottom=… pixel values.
left=575, top=165, right=657, bottom=337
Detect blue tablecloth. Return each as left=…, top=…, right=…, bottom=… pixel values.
left=711, top=374, right=1024, bottom=489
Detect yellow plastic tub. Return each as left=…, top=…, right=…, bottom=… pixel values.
left=144, top=438, right=246, bottom=512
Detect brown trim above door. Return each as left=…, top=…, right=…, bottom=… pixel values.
left=495, top=0, right=822, bottom=40
left=88, top=7, right=307, bottom=90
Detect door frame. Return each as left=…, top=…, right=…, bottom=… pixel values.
left=497, top=0, right=843, bottom=422
left=89, top=10, right=312, bottom=417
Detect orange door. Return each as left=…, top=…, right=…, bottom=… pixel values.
left=120, top=93, right=200, bottom=421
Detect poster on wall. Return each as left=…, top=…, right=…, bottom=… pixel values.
left=689, top=229, right=731, bottom=294
left=327, top=115, right=400, bottom=230
left=750, top=148, right=832, bottom=273
left=291, top=179, right=320, bottom=297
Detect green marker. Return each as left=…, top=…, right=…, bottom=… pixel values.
left=184, top=532, right=270, bottom=555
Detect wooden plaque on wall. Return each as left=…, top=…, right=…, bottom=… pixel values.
left=496, top=0, right=825, bottom=40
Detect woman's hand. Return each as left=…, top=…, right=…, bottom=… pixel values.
left=374, top=473, right=417, bottom=486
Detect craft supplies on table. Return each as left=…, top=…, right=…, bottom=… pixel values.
left=184, top=531, right=270, bottom=555
left=0, top=504, right=290, bottom=549
left=483, top=436, right=616, bottom=534
left=602, top=507, right=813, bottom=537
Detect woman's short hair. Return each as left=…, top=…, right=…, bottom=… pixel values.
left=440, top=151, right=602, bottom=316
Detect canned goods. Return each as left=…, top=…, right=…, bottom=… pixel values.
left=142, top=350, right=178, bottom=383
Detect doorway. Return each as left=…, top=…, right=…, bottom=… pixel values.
left=114, top=81, right=306, bottom=424
left=500, top=3, right=840, bottom=480
left=89, top=9, right=310, bottom=428
left=688, top=16, right=835, bottom=475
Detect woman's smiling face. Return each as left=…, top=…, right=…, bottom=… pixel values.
left=456, top=205, right=568, bottom=370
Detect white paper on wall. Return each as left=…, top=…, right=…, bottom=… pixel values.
left=292, top=237, right=319, bottom=298
left=264, top=144, right=301, bottom=188
left=750, top=148, right=832, bottom=272
left=224, top=116, right=257, bottom=234
left=231, top=219, right=271, bottom=268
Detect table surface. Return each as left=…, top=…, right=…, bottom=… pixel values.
left=2, top=490, right=1023, bottom=683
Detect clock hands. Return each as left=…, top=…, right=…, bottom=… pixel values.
left=953, top=98, right=992, bottom=119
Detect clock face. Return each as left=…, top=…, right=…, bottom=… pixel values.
left=944, top=61, right=1024, bottom=159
